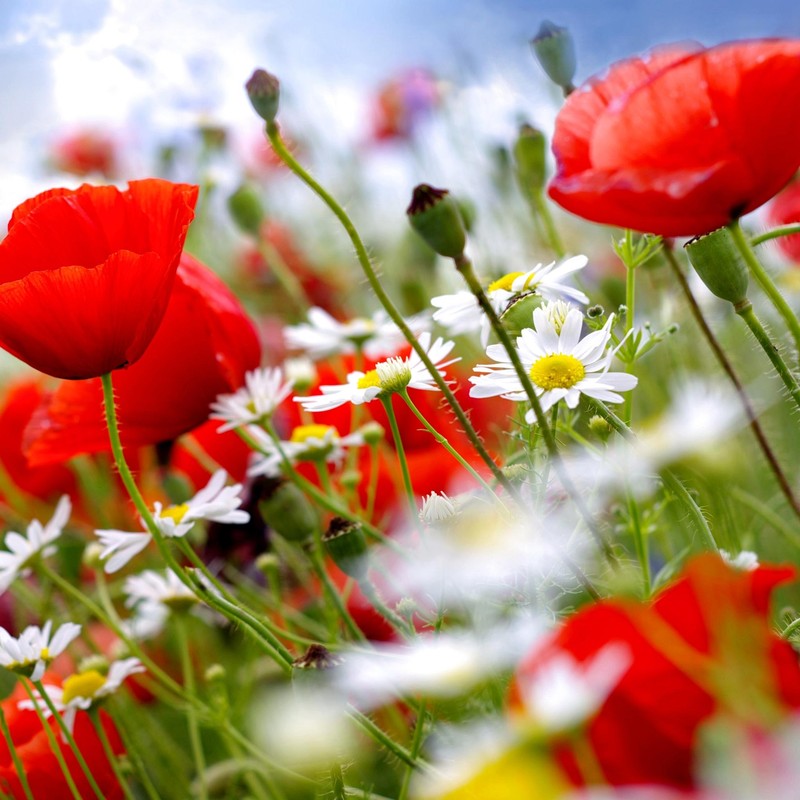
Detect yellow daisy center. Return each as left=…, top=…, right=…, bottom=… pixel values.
left=529, top=354, right=585, bottom=391
left=487, top=271, right=524, bottom=293
left=290, top=424, right=338, bottom=443
left=356, top=369, right=382, bottom=390
left=159, top=503, right=189, bottom=523
left=62, top=670, right=107, bottom=704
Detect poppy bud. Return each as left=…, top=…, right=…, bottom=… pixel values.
left=499, top=292, right=543, bottom=338
left=685, top=227, right=750, bottom=306
left=259, top=479, right=319, bottom=542
left=246, top=69, right=280, bottom=124
left=323, top=517, right=368, bottom=580
left=228, top=183, right=265, bottom=237
left=513, top=124, right=547, bottom=199
left=530, top=21, right=577, bottom=94
left=407, top=184, right=467, bottom=259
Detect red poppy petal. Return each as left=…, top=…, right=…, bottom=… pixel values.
left=0, top=249, right=171, bottom=379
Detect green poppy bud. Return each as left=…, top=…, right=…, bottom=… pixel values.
left=530, top=21, right=577, bottom=94
left=246, top=69, right=280, bottom=124
left=259, top=479, right=319, bottom=543
left=685, top=227, right=750, bottom=306
left=513, top=123, right=547, bottom=199
left=228, top=183, right=265, bottom=237
left=323, top=517, right=368, bottom=580
left=407, top=184, right=467, bottom=259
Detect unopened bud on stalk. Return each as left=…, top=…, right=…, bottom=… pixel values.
left=588, top=414, right=613, bottom=441
left=323, top=517, right=368, bottom=580
left=259, top=479, right=319, bottom=542
left=530, top=21, right=577, bottom=94
left=500, top=293, right=543, bottom=338
left=360, top=421, right=385, bottom=445
left=246, top=69, right=280, bottom=123
left=78, top=655, right=110, bottom=676
left=228, top=183, right=265, bottom=237
left=205, top=663, right=226, bottom=684
left=685, top=228, right=750, bottom=307
left=82, top=542, right=105, bottom=570
left=513, top=123, right=547, bottom=198
left=407, top=184, right=467, bottom=259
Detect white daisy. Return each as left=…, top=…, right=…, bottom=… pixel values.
left=19, top=657, right=145, bottom=733
left=0, top=496, right=71, bottom=594
left=95, top=471, right=249, bottom=573
left=247, top=424, right=365, bottom=478
left=210, top=367, right=293, bottom=432
left=721, top=550, right=759, bottom=572
left=120, top=602, right=169, bottom=641
left=515, top=644, right=630, bottom=733
left=285, top=306, right=425, bottom=360
left=469, top=304, right=637, bottom=423
left=0, top=621, right=81, bottom=681
left=295, top=332, right=458, bottom=413
left=431, top=256, right=589, bottom=345
left=419, top=492, right=457, bottom=524
left=124, top=569, right=201, bottom=613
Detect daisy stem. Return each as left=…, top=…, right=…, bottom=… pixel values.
left=99, top=373, right=294, bottom=674
left=32, top=680, right=107, bottom=800
left=264, top=121, right=518, bottom=500
left=397, top=700, right=428, bottom=800
left=628, top=489, right=650, bottom=597
left=88, top=709, right=136, bottom=800
left=750, top=224, right=800, bottom=247
left=0, top=706, right=35, bottom=800
left=591, top=402, right=720, bottom=553
left=175, top=614, right=208, bottom=800
left=664, top=244, right=800, bottom=522
left=357, top=577, right=414, bottom=639
left=380, top=396, right=422, bottom=529
left=20, top=679, right=83, bottom=800
left=314, top=460, right=335, bottom=497
left=256, top=231, right=310, bottom=316
left=734, top=301, right=800, bottom=412
left=729, top=219, right=800, bottom=357
left=399, top=390, right=505, bottom=507
left=366, top=441, right=380, bottom=522
left=454, top=254, right=616, bottom=564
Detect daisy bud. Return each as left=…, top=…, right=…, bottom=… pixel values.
left=255, top=552, right=280, bottom=575
left=407, top=184, right=467, bottom=259
left=360, top=421, right=385, bottom=445
left=78, top=654, right=110, bottom=676
left=246, top=68, right=280, bottom=124
left=323, top=517, right=368, bottom=580
left=685, top=228, right=750, bottom=307
left=502, top=464, right=529, bottom=484
left=376, top=356, right=412, bottom=394
left=82, top=542, right=105, bottom=570
left=588, top=414, right=613, bottom=441
left=530, top=21, right=577, bottom=94
left=205, top=663, right=227, bottom=684
left=228, top=183, right=265, bottom=237
left=514, top=123, right=547, bottom=198
left=259, top=480, right=319, bottom=543
left=339, top=469, right=362, bottom=490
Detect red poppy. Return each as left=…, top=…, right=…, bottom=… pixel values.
left=0, top=674, right=125, bottom=799
left=369, top=69, right=440, bottom=143
left=767, top=175, right=800, bottom=262
left=0, top=179, right=198, bottom=379
left=49, top=129, right=119, bottom=179
left=510, top=555, right=800, bottom=789
left=549, top=40, right=800, bottom=237
left=24, top=252, right=261, bottom=465
left=0, top=377, right=76, bottom=505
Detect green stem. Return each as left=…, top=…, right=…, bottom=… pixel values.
left=532, top=192, right=565, bottom=258
left=89, top=709, right=136, bottom=800
left=623, top=231, right=636, bottom=426
left=175, top=615, right=208, bottom=800
left=32, top=680, right=106, bottom=799
left=330, top=762, right=347, bottom=800
left=100, top=373, right=293, bottom=674
left=592, top=402, right=720, bottom=553
left=782, top=616, right=800, bottom=639
left=21, top=680, right=83, bottom=800
left=0, top=706, right=35, bottom=800
left=627, top=490, right=650, bottom=597
left=455, top=253, right=615, bottom=563
left=110, top=701, right=167, bottom=800
left=256, top=234, right=309, bottom=315
left=358, top=578, right=413, bottom=639
left=729, top=220, right=800, bottom=355
left=264, top=121, right=517, bottom=499
left=366, top=441, right=380, bottom=522
left=730, top=487, right=800, bottom=550
left=751, top=224, right=800, bottom=247
left=664, top=245, right=800, bottom=521
left=346, top=705, right=431, bottom=771
left=735, top=301, right=800, bottom=412
left=380, top=395, right=422, bottom=525
left=399, top=389, right=505, bottom=506
left=398, top=701, right=428, bottom=800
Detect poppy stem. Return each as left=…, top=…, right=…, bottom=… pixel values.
left=454, top=253, right=618, bottom=567
left=664, top=244, right=800, bottom=522
left=99, top=373, right=295, bottom=674
left=734, top=301, right=800, bottom=413
left=88, top=709, right=137, bottom=800
left=750, top=224, right=800, bottom=247
left=263, top=121, right=519, bottom=502
left=729, top=220, right=800, bottom=357
left=0, top=706, right=35, bottom=800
